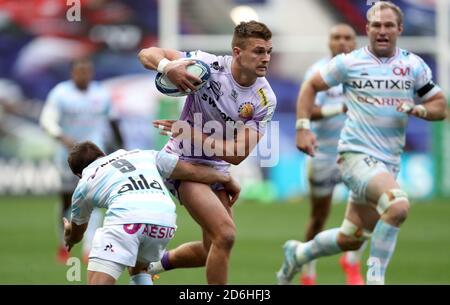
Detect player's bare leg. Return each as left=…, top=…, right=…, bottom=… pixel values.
left=87, top=270, right=116, bottom=285
left=170, top=181, right=235, bottom=284
left=149, top=188, right=233, bottom=280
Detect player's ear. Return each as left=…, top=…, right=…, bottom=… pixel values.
left=398, top=24, right=403, bottom=35
left=232, top=46, right=241, bottom=58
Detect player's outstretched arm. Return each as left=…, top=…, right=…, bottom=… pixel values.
left=296, top=71, right=330, bottom=156
left=169, top=160, right=241, bottom=204
left=63, top=217, right=88, bottom=251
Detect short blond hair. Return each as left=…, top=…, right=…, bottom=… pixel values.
left=232, top=21, right=272, bottom=49
left=367, top=1, right=404, bottom=25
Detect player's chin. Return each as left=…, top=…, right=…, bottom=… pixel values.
left=255, top=68, right=268, bottom=77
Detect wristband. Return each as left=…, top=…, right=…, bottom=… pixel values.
left=414, top=105, right=427, bottom=118
left=157, top=58, right=171, bottom=74
left=295, top=118, right=311, bottom=130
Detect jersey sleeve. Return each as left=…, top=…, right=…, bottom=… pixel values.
left=71, top=182, right=93, bottom=225
left=182, top=50, right=217, bottom=65
left=39, top=86, right=63, bottom=138
left=156, top=150, right=179, bottom=178
left=413, top=56, right=442, bottom=102
left=319, top=54, right=349, bottom=88
left=245, top=88, right=276, bottom=135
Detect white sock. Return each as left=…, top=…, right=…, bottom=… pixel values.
left=345, top=240, right=368, bottom=265
left=129, top=273, right=153, bottom=285
left=367, top=220, right=400, bottom=285
left=295, top=228, right=341, bottom=265
left=148, top=261, right=165, bottom=275
left=302, top=260, right=317, bottom=277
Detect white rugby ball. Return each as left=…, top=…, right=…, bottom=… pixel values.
left=155, top=59, right=211, bottom=97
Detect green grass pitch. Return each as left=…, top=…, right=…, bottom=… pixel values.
left=0, top=195, right=449, bottom=284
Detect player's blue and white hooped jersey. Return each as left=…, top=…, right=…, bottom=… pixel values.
left=71, top=149, right=179, bottom=227
left=305, top=58, right=346, bottom=160
left=43, top=80, right=115, bottom=164
left=320, top=47, right=442, bottom=165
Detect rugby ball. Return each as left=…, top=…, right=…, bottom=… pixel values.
left=155, top=59, right=211, bottom=97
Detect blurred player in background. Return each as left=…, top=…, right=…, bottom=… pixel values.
left=63, top=141, right=240, bottom=285
left=300, top=24, right=366, bottom=285
left=40, top=58, right=123, bottom=264
left=278, top=1, right=448, bottom=285
left=138, top=21, right=276, bottom=284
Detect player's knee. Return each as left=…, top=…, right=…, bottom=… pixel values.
left=338, top=219, right=369, bottom=250
left=214, top=223, right=236, bottom=250
left=377, top=189, right=410, bottom=224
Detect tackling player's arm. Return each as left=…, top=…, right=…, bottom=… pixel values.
left=202, top=127, right=261, bottom=166
left=138, top=47, right=201, bottom=92
left=63, top=217, right=88, bottom=251
left=296, top=71, right=331, bottom=156
left=153, top=120, right=262, bottom=165
left=169, top=160, right=241, bottom=204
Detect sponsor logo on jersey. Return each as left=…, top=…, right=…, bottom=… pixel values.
left=201, top=93, right=236, bottom=123
left=392, top=66, right=411, bottom=77
left=257, top=88, right=269, bottom=107
left=118, top=174, right=165, bottom=194
left=210, top=61, right=224, bottom=71
left=207, top=80, right=224, bottom=100
left=356, top=95, right=414, bottom=107
left=238, top=102, right=255, bottom=120
left=350, top=79, right=412, bottom=90
left=230, top=89, right=238, bottom=101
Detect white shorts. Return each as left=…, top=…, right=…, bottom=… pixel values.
left=88, top=223, right=176, bottom=269
left=307, top=158, right=342, bottom=197
left=338, top=152, right=399, bottom=204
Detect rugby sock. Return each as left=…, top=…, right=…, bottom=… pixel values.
left=302, top=260, right=317, bottom=277
left=295, top=228, right=341, bottom=265
left=345, top=240, right=368, bottom=264
left=148, top=252, right=172, bottom=274
left=367, top=220, right=399, bottom=285
left=161, top=251, right=174, bottom=270
left=129, top=273, right=153, bottom=285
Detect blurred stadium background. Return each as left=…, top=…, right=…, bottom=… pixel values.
left=0, top=0, right=449, bottom=284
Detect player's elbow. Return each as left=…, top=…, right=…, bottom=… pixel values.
left=138, top=48, right=156, bottom=68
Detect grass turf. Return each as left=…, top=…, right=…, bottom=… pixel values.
left=0, top=195, right=449, bottom=284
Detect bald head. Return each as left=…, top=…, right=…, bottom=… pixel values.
left=329, top=24, right=356, bottom=57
